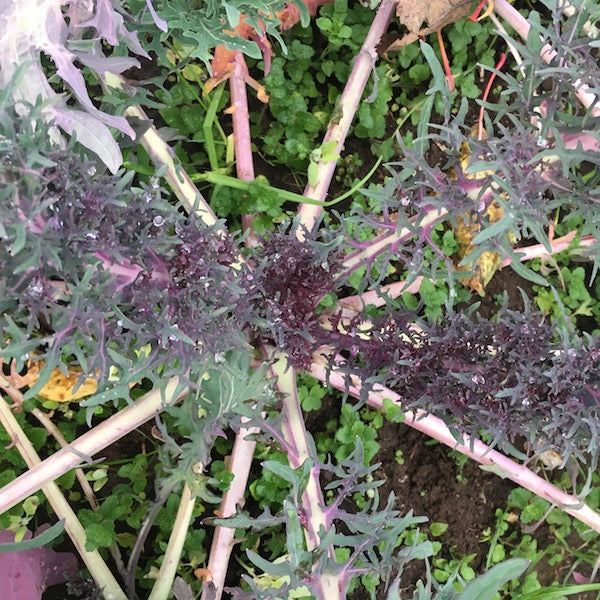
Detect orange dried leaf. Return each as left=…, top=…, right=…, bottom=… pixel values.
left=194, top=568, right=213, bottom=582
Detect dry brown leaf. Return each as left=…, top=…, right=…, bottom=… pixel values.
left=452, top=133, right=504, bottom=294
left=454, top=213, right=502, bottom=294
left=384, top=0, right=472, bottom=51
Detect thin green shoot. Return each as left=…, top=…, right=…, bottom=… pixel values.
left=193, top=155, right=383, bottom=207
left=202, top=82, right=227, bottom=171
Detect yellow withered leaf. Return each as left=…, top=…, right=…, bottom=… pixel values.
left=25, top=361, right=98, bottom=403
left=452, top=134, right=504, bottom=294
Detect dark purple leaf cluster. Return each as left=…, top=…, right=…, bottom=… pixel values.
left=0, top=130, right=253, bottom=395
left=250, top=229, right=343, bottom=368
left=331, top=307, right=599, bottom=463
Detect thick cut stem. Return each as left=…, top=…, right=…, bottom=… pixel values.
left=309, top=361, right=600, bottom=534
left=200, top=421, right=258, bottom=600
left=271, top=356, right=327, bottom=546
left=229, top=50, right=258, bottom=241
left=230, top=52, right=255, bottom=182
left=0, top=374, right=127, bottom=576
left=0, top=378, right=185, bottom=514
left=297, top=0, right=396, bottom=233
left=339, top=231, right=595, bottom=309
left=123, top=104, right=218, bottom=224
left=271, top=355, right=344, bottom=600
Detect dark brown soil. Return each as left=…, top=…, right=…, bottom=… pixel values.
left=365, top=424, right=514, bottom=597
left=347, top=420, right=598, bottom=599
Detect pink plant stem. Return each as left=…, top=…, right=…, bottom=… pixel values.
left=230, top=52, right=255, bottom=182
left=493, top=0, right=600, bottom=116
left=500, top=232, right=595, bottom=266
left=0, top=396, right=129, bottom=600
left=341, top=207, right=447, bottom=273
left=271, top=355, right=344, bottom=599
left=201, top=52, right=261, bottom=600
left=200, top=421, right=258, bottom=600
left=123, top=103, right=218, bottom=225
left=0, top=377, right=185, bottom=514
left=340, top=277, right=425, bottom=311
left=230, top=51, right=259, bottom=241
left=339, top=231, right=595, bottom=309
left=297, top=0, right=396, bottom=233
left=478, top=52, right=506, bottom=140
left=308, top=360, right=600, bottom=534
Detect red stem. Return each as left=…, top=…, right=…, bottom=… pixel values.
left=478, top=52, right=507, bottom=140
left=436, top=28, right=454, bottom=93
left=469, top=0, right=487, bottom=22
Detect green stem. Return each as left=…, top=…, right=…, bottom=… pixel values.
left=175, top=72, right=228, bottom=149
left=122, top=161, right=156, bottom=176
left=203, top=82, right=227, bottom=171
left=147, top=483, right=196, bottom=600
left=192, top=155, right=383, bottom=208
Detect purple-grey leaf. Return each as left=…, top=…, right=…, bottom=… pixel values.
left=172, top=576, right=195, bottom=600
left=115, top=12, right=151, bottom=59
left=79, top=0, right=118, bottom=45
left=51, top=107, right=123, bottom=174
left=48, top=42, right=135, bottom=139
left=76, top=52, right=141, bottom=75
left=145, top=0, right=168, bottom=32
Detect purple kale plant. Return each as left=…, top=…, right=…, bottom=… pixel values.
left=339, top=10, right=600, bottom=290
left=0, top=107, right=254, bottom=401
left=214, top=439, right=432, bottom=599
left=330, top=303, right=599, bottom=465
left=0, top=2, right=599, bottom=598
left=250, top=226, right=343, bottom=368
